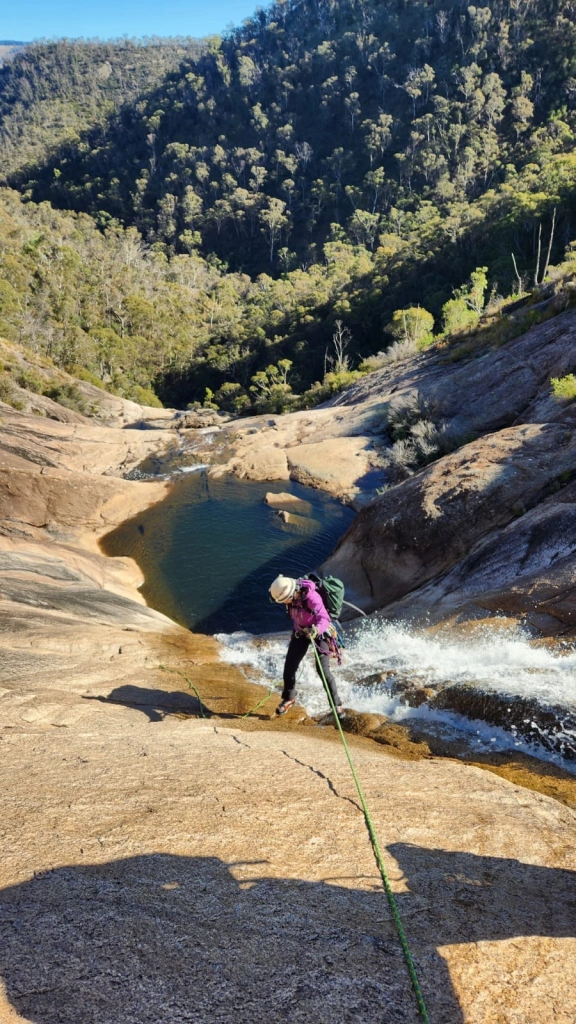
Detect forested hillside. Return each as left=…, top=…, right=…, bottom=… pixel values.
left=2, top=0, right=576, bottom=410
left=12, top=0, right=576, bottom=278
left=0, top=187, right=375, bottom=409
left=0, top=43, right=25, bottom=67
left=0, top=39, right=204, bottom=179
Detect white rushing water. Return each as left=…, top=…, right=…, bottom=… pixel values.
left=216, top=620, right=576, bottom=770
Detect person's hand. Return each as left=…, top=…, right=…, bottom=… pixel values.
left=304, top=625, right=318, bottom=640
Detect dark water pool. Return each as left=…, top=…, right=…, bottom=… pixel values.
left=101, top=472, right=354, bottom=634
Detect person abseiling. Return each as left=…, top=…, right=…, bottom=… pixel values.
left=269, top=574, right=344, bottom=718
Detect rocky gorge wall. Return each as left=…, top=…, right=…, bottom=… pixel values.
left=185, top=305, right=576, bottom=638
left=1, top=341, right=576, bottom=1022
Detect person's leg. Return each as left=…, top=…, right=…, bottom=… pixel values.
left=313, top=638, right=342, bottom=707
left=282, top=633, right=309, bottom=701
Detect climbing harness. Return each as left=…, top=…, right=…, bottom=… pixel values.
left=312, top=642, right=431, bottom=1024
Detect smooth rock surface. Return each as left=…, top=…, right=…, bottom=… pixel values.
left=264, top=490, right=313, bottom=514
left=378, top=480, right=576, bottom=630
left=286, top=436, right=373, bottom=496
left=1, top=701, right=575, bottom=1024
left=323, top=420, right=576, bottom=615
left=1, top=377, right=576, bottom=1023
left=183, top=307, right=576, bottom=632
left=223, top=444, right=290, bottom=481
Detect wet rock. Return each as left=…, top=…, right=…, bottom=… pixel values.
left=354, top=670, right=394, bottom=688
left=431, top=685, right=576, bottom=759
left=177, top=409, right=230, bottom=429
left=314, top=708, right=432, bottom=758
left=341, top=710, right=388, bottom=735
left=273, top=509, right=321, bottom=535
left=401, top=685, right=436, bottom=707
left=264, top=491, right=313, bottom=515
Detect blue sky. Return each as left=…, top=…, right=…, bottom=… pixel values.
left=0, top=0, right=262, bottom=42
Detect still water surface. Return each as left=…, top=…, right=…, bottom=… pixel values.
left=101, top=471, right=354, bottom=634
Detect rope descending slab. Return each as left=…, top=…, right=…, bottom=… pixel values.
left=312, top=644, right=431, bottom=1024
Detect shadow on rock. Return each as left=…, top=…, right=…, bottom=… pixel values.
left=388, top=842, right=576, bottom=947
left=1, top=849, right=575, bottom=1023
left=83, top=684, right=211, bottom=722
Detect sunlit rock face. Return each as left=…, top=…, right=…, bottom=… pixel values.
left=323, top=417, right=573, bottom=622
left=1, top=354, right=576, bottom=1024
left=317, top=308, right=576, bottom=632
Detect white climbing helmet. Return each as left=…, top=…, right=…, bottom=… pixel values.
left=269, top=574, right=297, bottom=603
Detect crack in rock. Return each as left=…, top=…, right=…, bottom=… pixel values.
left=280, top=749, right=360, bottom=811
left=213, top=726, right=251, bottom=750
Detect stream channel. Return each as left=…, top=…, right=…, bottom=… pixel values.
left=103, top=466, right=576, bottom=775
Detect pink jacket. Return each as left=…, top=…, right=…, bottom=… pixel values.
left=289, top=579, right=331, bottom=635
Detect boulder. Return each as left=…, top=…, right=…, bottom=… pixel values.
left=322, top=419, right=576, bottom=614
left=378, top=484, right=576, bottom=631
left=216, top=445, right=290, bottom=482
left=264, top=491, right=313, bottom=514
left=286, top=436, right=372, bottom=496
left=273, top=509, right=321, bottom=535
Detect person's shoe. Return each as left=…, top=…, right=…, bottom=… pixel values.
left=335, top=706, right=346, bottom=720
left=276, top=698, right=297, bottom=715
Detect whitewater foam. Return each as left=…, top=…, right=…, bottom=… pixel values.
left=216, top=621, right=576, bottom=771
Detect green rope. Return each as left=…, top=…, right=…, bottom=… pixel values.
left=182, top=676, right=207, bottom=717
left=240, top=689, right=276, bottom=718
left=158, top=665, right=207, bottom=718
left=312, top=644, right=430, bottom=1024
left=159, top=663, right=277, bottom=720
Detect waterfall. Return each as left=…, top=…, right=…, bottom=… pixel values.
left=216, top=620, right=576, bottom=771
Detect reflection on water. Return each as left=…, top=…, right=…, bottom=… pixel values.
left=101, top=472, right=354, bottom=633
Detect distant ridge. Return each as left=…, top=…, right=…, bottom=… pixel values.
left=0, top=42, right=26, bottom=66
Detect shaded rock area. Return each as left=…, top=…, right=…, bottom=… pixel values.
left=376, top=479, right=576, bottom=634
left=321, top=319, right=576, bottom=633
left=324, top=418, right=576, bottom=620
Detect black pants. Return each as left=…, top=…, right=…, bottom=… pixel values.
left=282, top=633, right=341, bottom=706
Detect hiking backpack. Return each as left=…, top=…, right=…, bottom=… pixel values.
left=306, top=572, right=346, bottom=619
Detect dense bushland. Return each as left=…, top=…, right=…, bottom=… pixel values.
left=0, top=38, right=204, bottom=179
left=3, top=2, right=576, bottom=409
